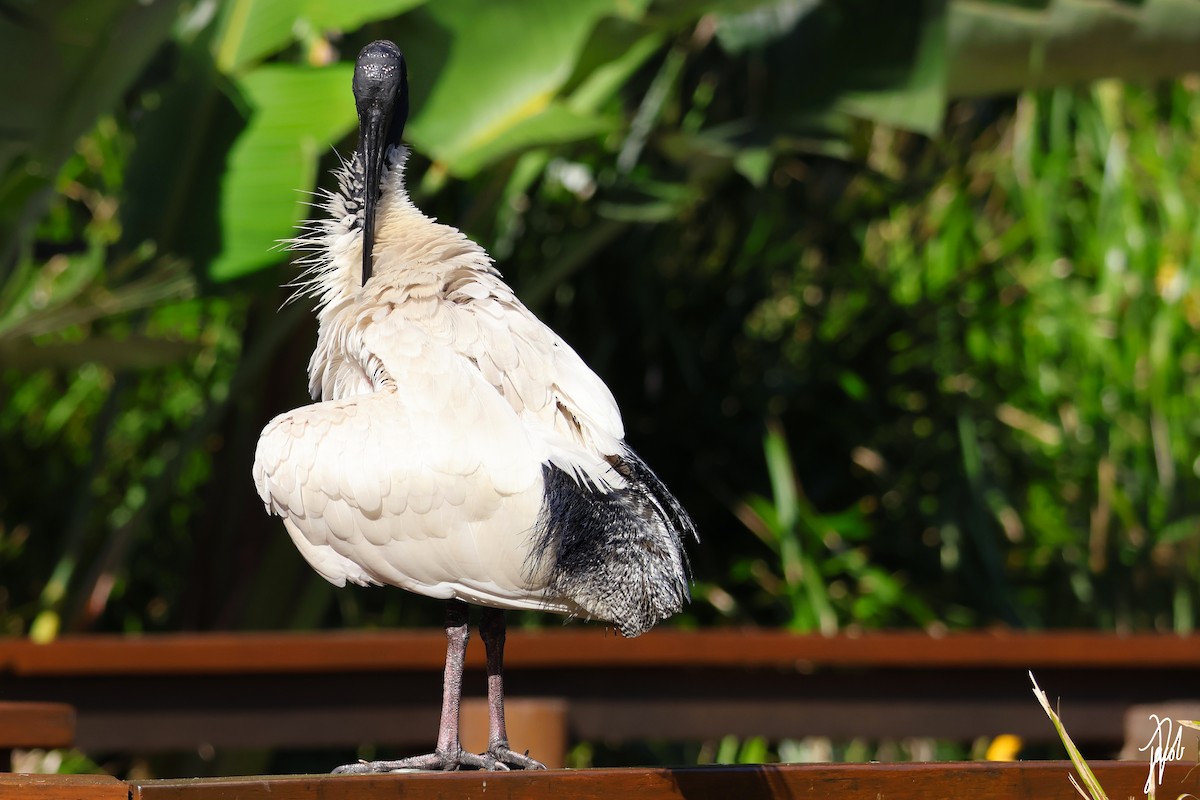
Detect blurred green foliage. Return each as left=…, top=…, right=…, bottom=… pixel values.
left=2, top=0, right=1200, bottom=648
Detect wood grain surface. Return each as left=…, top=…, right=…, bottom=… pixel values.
left=124, top=761, right=1199, bottom=800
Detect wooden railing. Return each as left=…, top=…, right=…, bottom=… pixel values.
left=3, top=631, right=1200, bottom=797
left=2, top=628, right=1200, bottom=785
left=0, top=702, right=74, bottom=771
left=2, top=761, right=1197, bottom=800
left=3, top=629, right=1199, bottom=763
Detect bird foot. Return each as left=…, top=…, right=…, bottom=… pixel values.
left=333, top=748, right=500, bottom=773
left=488, top=745, right=546, bottom=770
left=333, top=745, right=545, bottom=773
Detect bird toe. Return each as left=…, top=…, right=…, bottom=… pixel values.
left=333, top=748, right=513, bottom=773
left=488, top=746, right=546, bottom=771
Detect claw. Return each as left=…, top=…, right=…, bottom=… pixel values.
left=488, top=745, right=546, bottom=770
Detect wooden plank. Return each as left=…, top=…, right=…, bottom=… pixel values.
left=0, top=702, right=74, bottom=749
left=5, top=632, right=1200, bottom=754
left=10, top=662, right=1192, bottom=751
left=126, top=761, right=1199, bottom=800
left=0, top=773, right=126, bottom=799
left=2, top=632, right=447, bottom=676
left=5, top=630, right=1200, bottom=676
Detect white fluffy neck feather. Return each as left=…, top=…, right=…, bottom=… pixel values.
left=289, top=147, right=493, bottom=314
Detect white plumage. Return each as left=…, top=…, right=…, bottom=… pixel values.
left=251, top=40, right=693, bottom=772
left=254, top=146, right=642, bottom=614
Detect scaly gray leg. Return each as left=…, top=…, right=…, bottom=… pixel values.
left=478, top=607, right=546, bottom=769
left=333, top=600, right=497, bottom=772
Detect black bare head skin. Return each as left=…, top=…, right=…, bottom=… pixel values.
left=352, top=40, right=408, bottom=287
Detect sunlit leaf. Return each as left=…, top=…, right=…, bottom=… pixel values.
left=732, top=147, right=773, bottom=187
left=209, top=64, right=355, bottom=281
left=566, top=21, right=664, bottom=113
left=450, top=104, right=616, bottom=177
left=763, top=424, right=798, bottom=532
left=402, top=0, right=627, bottom=175
left=212, top=0, right=429, bottom=74
left=212, top=0, right=294, bottom=72
left=302, top=0, right=430, bottom=32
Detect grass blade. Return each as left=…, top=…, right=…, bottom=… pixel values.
left=1030, top=671, right=1109, bottom=800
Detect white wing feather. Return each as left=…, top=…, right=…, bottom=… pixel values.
left=253, top=331, right=574, bottom=612
left=445, top=273, right=625, bottom=488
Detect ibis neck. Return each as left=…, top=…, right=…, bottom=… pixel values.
left=353, top=147, right=495, bottom=296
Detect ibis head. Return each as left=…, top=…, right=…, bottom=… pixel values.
left=353, top=40, right=408, bottom=287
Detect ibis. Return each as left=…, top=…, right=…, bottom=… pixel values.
left=253, top=40, right=696, bottom=772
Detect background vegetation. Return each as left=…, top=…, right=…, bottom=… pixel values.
left=4, top=0, right=1200, bottom=655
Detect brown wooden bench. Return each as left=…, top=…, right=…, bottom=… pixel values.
left=33, top=761, right=1191, bottom=800
left=1, top=630, right=1197, bottom=767
left=0, top=773, right=125, bottom=799
left=0, top=702, right=75, bottom=771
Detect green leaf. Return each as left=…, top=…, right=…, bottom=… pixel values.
left=763, top=423, right=798, bottom=532
left=948, top=0, right=1200, bottom=97
left=735, top=0, right=949, bottom=135
left=596, top=180, right=700, bottom=222
left=0, top=338, right=201, bottom=370
left=212, top=0, right=294, bottom=72
left=302, top=0, right=430, bottom=31
left=648, top=0, right=790, bottom=30
left=837, top=369, right=869, bottom=401
left=565, top=20, right=664, bottom=113
left=402, top=0, right=626, bottom=175
left=732, top=147, right=774, bottom=187
left=1031, top=672, right=1110, bottom=800
left=213, top=0, right=429, bottom=74
left=451, top=103, right=616, bottom=177
left=209, top=64, right=356, bottom=281
left=0, top=0, right=179, bottom=268
left=832, top=0, right=948, bottom=133
left=121, top=64, right=247, bottom=270
left=1158, top=516, right=1200, bottom=545
left=714, top=0, right=821, bottom=53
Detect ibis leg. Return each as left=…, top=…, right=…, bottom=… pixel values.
left=477, top=607, right=547, bottom=769
left=333, top=600, right=496, bottom=773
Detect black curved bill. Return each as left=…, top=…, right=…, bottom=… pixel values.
left=352, top=40, right=409, bottom=287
